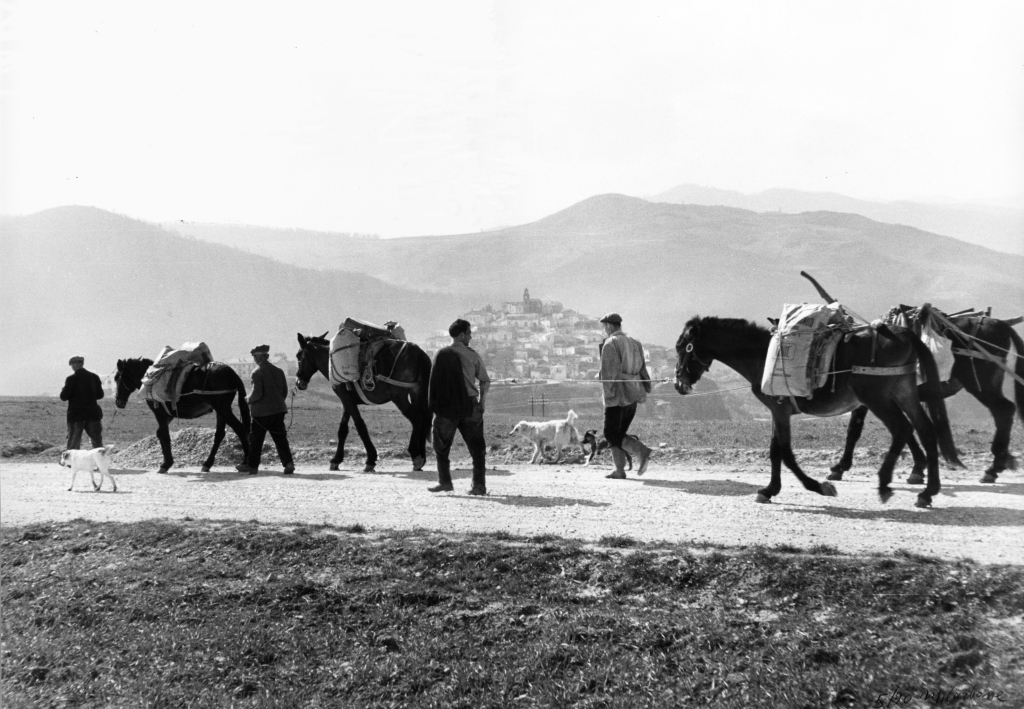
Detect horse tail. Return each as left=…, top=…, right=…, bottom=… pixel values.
left=1007, top=325, right=1024, bottom=425
left=912, top=335, right=962, bottom=467
left=231, top=366, right=251, bottom=431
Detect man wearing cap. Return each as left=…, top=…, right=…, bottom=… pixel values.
left=427, top=319, right=491, bottom=495
left=236, top=345, right=294, bottom=475
left=60, top=356, right=105, bottom=450
left=598, top=313, right=653, bottom=479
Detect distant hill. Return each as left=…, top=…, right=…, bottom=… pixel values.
left=0, top=207, right=460, bottom=395
left=167, top=194, right=1024, bottom=352
left=648, top=184, right=1024, bottom=256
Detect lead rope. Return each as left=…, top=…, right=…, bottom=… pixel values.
left=285, top=389, right=296, bottom=432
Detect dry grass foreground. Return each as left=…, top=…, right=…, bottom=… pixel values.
left=2, top=519, right=1023, bottom=708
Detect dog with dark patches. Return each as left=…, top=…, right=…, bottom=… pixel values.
left=581, top=430, right=632, bottom=469
left=60, top=447, right=117, bottom=492
left=509, top=410, right=583, bottom=464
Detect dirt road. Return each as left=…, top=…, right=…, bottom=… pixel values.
left=2, top=459, right=1022, bottom=565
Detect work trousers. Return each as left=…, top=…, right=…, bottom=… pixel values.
left=603, top=403, right=637, bottom=448
left=67, top=419, right=103, bottom=450
left=247, top=412, right=293, bottom=469
left=432, top=403, right=486, bottom=489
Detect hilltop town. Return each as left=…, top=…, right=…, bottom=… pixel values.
left=420, top=289, right=676, bottom=382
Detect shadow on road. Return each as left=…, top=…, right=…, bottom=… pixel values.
left=642, top=478, right=761, bottom=497
left=936, top=482, right=1024, bottom=498
left=372, top=467, right=515, bottom=481
left=784, top=504, right=1024, bottom=527
left=462, top=494, right=610, bottom=508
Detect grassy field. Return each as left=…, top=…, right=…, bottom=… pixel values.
left=2, top=520, right=1023, bottom=708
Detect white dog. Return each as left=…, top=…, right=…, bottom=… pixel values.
left=61, top=447, right=117, bottom=492
left=509, top=410, right=583, bottom=464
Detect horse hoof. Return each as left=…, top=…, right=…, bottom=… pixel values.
left=363, top=465, right=376, bottom=473
left=826, top=470, right=844, bottom=481
left=157, top=468, right=169, bottom=475
left=820, top=482, right=837, bottom=497
left=201, top=466, right=211, bottom=473
left=755, top=493, right=772, bottom=504
left=879, top=488, right=894, bottom=504
left=906, top=473, right=925, bottom=485
left=329, top=464, right=340, bottom=472
left=980, top=473, right=997, bottom=484
left=412, top=456, right=425, bottom=472
left=915, top=496, right=932, bottom=509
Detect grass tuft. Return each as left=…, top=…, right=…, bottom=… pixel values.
left=2, top=520, right=1022, bottom=707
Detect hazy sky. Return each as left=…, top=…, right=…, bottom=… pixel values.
left=2, top=1, right=1022, bottom=237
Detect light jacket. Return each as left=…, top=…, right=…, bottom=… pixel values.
left=600, top=331, right=651, bottom=407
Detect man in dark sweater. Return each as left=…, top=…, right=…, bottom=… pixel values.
left=427, top=319, right=491, bottom=495
left=60, top=355, right=105, bottom=450
left=236, top=345, right=294, bottom=475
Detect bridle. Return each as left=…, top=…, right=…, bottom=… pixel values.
left=295, top=338, right=327, bottom=389
left=676, top=333, right=712, bottom=385
left=114, top=365, right=142, bottom=407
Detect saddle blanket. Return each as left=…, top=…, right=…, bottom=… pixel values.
left=141, top=342, right=214, bottom=403
left=887, top=307, right=955, bottom=383
left=761, top=303, right=852, bottom=399
left=329, top=319, right=407, bottom=386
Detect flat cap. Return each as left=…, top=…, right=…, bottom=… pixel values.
left=68, top=355, right=85, bottom=365
left=600, top=312, right=622, bottom=325
left=250, top=344, right=270, bottom=355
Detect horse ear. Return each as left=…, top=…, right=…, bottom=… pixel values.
left=297, top=333, right=306, bottom=347
left=319, top=331, right=328, bottom=340
left=116, top=359, right=124, bottom=370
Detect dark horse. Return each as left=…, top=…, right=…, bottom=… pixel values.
left=295, top=333, right=432, bottom=472
left=829, top=314, right=1024, bottom=484
left=674, top=316, right=962, bottom=507
left=115, top=358, right=251, bottom=473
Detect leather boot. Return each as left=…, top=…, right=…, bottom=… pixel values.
left=606, top=447, right=627, bottom=479
left=621, top=435, right=652, bottom=476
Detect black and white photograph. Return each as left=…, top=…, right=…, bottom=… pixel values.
left=2, top=2, right=1023, bottom=706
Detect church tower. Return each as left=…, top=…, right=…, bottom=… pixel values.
left=523, top=288, right=530, bottom=303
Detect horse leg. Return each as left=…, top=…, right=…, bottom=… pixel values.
left=155, top=413, right=174, bottom=474
left=348, top=405, right=378, bottom=472
left=768, top=415, right=837, bottom=502
left=219, top=406, right=250, bottom=468
left=863, top=402, right=911, bottom=504
left=973, top=389, right=1017, bottom=483
left=202, top=411, right=228, bottom=472
left=391, top=392, right=425, bottom=471
left=904, top=434, right=928, bottom=485
left=331, top=408, right=351, bottom=471
left=829, top=405, right=867, bottom=480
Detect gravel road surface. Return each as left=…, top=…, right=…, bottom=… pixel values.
left=3, top=460, right=1022, bottom=565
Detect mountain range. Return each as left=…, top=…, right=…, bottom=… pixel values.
left=3, top=195, right=1022, bottom=403
left=167, top=193, right=1024, bottom=339
left=0, top=207, right=461, bottom=395
left=648, top=184, right=1024, bottom=256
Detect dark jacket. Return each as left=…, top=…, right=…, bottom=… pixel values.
left=60, top=369, right=104, bottom=422
left=429, top=347, right=475, bottom=420
left=248, top=360, right=289, bottom=417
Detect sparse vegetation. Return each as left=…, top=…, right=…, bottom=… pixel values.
left=3, top=520, right=1022, bottom=707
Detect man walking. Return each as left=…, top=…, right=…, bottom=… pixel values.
left=598, top=313, right=653, bottom=478
left=236, top=345, right=294, bottom=475
left=428, top=319, right=491, bottom=495
left=60, top=355, right=105, bottom=450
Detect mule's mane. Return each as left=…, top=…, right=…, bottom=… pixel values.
left=677, top=316, right=770, bottom=349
